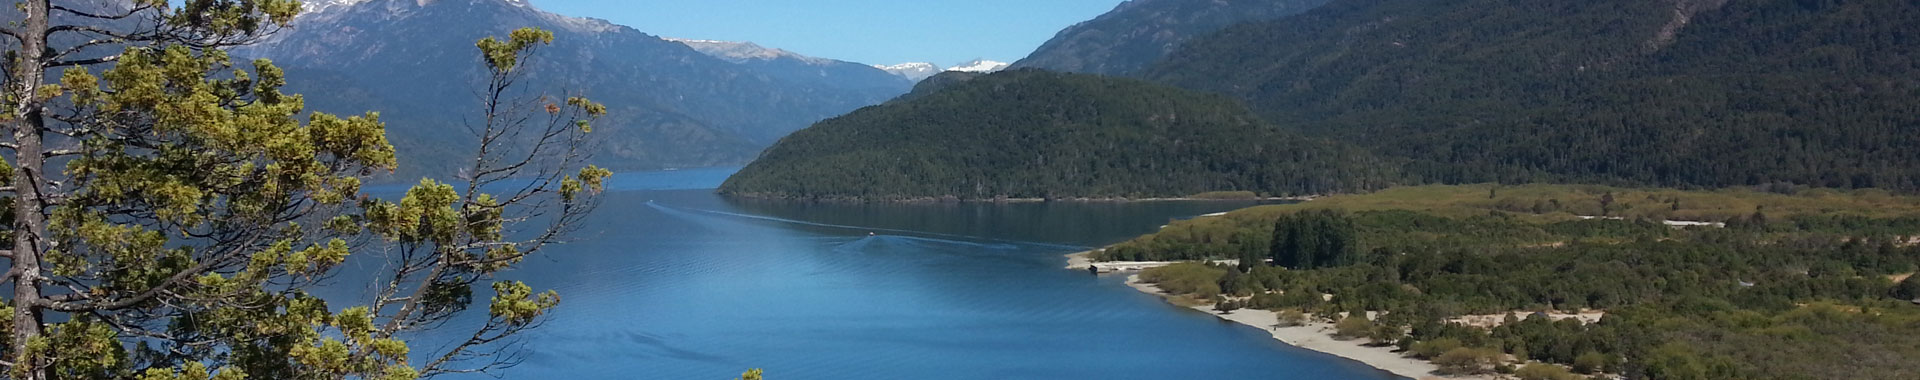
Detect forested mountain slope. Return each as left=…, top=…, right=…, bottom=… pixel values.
left=1144, top=0, right=1920, bottom=189
left=1012, top=0, right=1331, bottom=75
left=718, top=70, right=1399, bottom=200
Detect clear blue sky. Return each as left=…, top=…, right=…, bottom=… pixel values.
left=529, top=0, right=1127, bottom=67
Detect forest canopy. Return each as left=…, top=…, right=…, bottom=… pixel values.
left=719, top=70, right=1399, bottom=201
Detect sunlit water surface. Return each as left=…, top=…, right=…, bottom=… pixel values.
left=345, top=167, right=1403, bottom=380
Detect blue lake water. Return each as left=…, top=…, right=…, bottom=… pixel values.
left=399, top=167, right=1404, bottom=379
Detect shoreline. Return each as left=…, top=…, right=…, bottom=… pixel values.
left=1118, top=273, right=1500, bottom=380
left=1063, top=251, right=1239, bottom=273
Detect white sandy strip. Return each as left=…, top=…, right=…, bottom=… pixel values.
left=1125, top=275, right=1498, bottom=380
left=1062, top=251, right=1240, bottom=272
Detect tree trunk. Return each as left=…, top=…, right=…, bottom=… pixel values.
left=9, top=0, right=50, bottom=378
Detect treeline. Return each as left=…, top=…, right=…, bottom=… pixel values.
left=718, top=70, right=1400, bottom=201
left=1128, top=190, right=1920, bottom=379
left=1143, top=0, right=1920, bottom=191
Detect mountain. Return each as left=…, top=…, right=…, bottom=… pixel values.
left=885, top=71, right=987, bottom=104
left=668, top=38, right=913, bottom=94
left=875, top=62, right=941, bottom=81
left=946, top=59, right=1010, bottom=73
left=1009, top=0, right=1332, bottom=75
left=718, top=70, right=1398, bottom=201
left=1141, top=0, right=1920, bottom=190
left=234, top=0, right=910, bottom=180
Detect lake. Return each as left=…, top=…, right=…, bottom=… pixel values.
left=403, top=167, right=1404, bottom=379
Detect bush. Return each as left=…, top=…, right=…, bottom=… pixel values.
left=1434, top=347, right=1500, bottom=375
left=1572, top=351, right=1609, bottom=374
left=1333, top=314, right=1373, bottom=340
left=1368, top=324, right=1404, bottom=346
left=1515, top=363, right=1580, bottom=380
left=1276, top=310, right=1308, bottom=327
left=1214, top=298, right=1241, bottom=314
left=1409, top=337, right=1463, bottom=360
left=1139, top=263, right=1227, bottom=297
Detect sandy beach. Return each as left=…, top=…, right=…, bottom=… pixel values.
left=1122, top=274, right=1501, bottom=380
left=1063, top=251, right=1241, bottom=273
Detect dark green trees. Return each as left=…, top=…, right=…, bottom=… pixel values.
left=1270, top=210, right=1359, bottom=269
left=1145, top=0, right=1920, bottom=191
left=718, top=70, right=1398, bottom=201
left=0, top=1, right=608, bottom=375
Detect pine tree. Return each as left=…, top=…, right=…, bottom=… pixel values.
left=0, top=1, right=608, bottom=377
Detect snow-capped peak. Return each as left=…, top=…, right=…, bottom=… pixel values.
left=288, top=0, right=617, bottom=34
left=876, top=62, right=936, bottom=71
left=298, top=0, right=371, bottom=14
left=946, top=59, right=1010, bottom=73
left=874, top=62, right=940, bottom=82
left=666, top=38, right=833, bottom=65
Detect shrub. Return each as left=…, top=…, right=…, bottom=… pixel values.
left=1434, top=347, right=1501, bottom=375
left=1515, top=363, right=1581, bottom=380
left=1572, top=351, right=1609, bottom=374
left=1276, top=310, right=1308, bottom=327
left=1333, top=314, right=1373, bottom=340
left=1409, top=337, right=1463, bottom=359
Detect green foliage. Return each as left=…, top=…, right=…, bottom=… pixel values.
left=1514, top=363, right=1581, bottom=380
left=1147, top=0, right=1920, bottom=191
left=1275, top=309, right=1308, bottom=327
left=1212, top=297, right=1241, bottom=314
left=1269, top=209, right=1359, bottom=269
left=476, top=28, right=555, bottom=72
left=1101, top=185, right=1920, bottom=379
left=1333, top=314, right=1372, bottom=340
left=719, top=70, right=1399, bottom=201
left=1434, top=347, right=1501, bottom=375
left=1, top=15, right=602, bottom=379
left=1409, top=337, right=1462, bottom=360
left=1571, top=351, right=1610, bottom=374
left=1139, top=263, right=1229, bottom=299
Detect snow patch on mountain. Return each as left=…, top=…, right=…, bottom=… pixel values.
left=947, top=59, right=1010, bottom=73
left=875, top=62, right=940, bottom=81
left=298, top=0, right=371, bottom=14
left=666, top=38, right=834, bottom=65
left=293, top=0, right=616, bottom=34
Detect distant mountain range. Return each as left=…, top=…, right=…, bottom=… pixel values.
left=946, top=59, right=1011, bottom=73
left=874, top=62, right=942, bottom=81
left=234, top=0, right=913, bottom=180
left=665, top=38, right=914, bottom=96
left=873, top=60, right=1012, bottom=82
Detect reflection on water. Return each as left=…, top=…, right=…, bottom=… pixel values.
left=396, top=167, right=1399, bottom=380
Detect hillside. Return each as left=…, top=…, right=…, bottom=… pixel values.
left=235, top=0, right=911, bottom=180
left=1143, top=0, right=1920, bottom=189
left=718, top=70, right=1399, bottom=201
left=1012, top=0, right=1332, bottom=75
